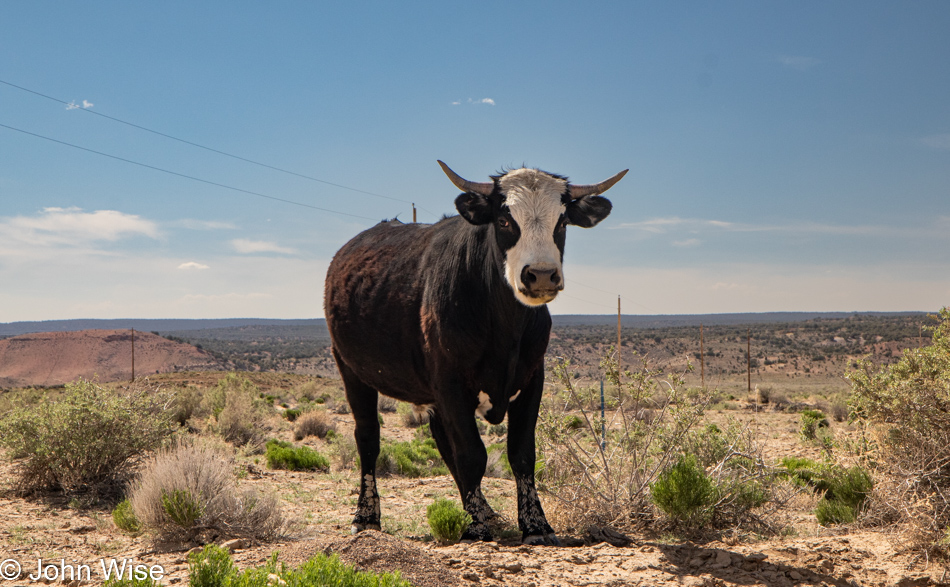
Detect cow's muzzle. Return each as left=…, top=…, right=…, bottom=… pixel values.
left=520, top=264, right=564, bottom=302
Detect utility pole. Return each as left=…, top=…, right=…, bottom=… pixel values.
left=700, top=324, right=705, bottom=388
left=131, top=328, right=135, bottom=382
left=412, top=203, right=417, bottom=223
left=617, top=296, right=622, bottom=376
left=747, top=329, right=751, bottom=394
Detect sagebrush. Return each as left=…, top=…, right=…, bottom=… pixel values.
left=128, top=442, right=282, bottom=543
left=0, top=378, right=175, bottom=495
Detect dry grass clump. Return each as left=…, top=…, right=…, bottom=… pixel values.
left=204, top=374, right=273, bottom=449
left=294, top=409, right=335, bottom=440
left=128, top=441, right=282, bottom=544
left=847, top=308, right=950, bottom=555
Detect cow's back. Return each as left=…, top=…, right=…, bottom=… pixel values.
left=324, top=219, right=438, bottom=402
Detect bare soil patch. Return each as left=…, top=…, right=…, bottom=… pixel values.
left=0, top=330, right=223, bottom=388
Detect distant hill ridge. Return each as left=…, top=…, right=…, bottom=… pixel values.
left=0, top=312, right=927, bottom=338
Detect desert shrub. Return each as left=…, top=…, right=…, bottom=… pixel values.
left=327, top=433, right=358, bottom=470
left=0, top=378, right=175, bottom=494
left=488, top=423, right=507, bottom=436
left=538, top=352, right=780, bottom=535
left=779, top=457, right=832, bottom=493
left=830, top=402, right=849, bottom=423
left=485, top=442, right=513, bottom=479
left=375, top=438, right=448, bottom=477
left=112, top=498, right=141, bottom=533
left=799, top=409, right=829, bottom=441
left=187, top=544, right=412, bottom=587
left=265, top=439, right=329, bottom=472
left=214, top=392, right=271, bottom=450
left=426, top=498, right=472, bottom=545
left=650, top=455, right=715, bottom=527
left=847, top=308, right=950, bottom=550
left=377, top=395, right=398, bottom=413
left=815, top=466, right=873, bottom=526
left=128, top=442, right=282, bottom=543
left=294, top=409, right=335, bottom=440
left=169, top=385, right=204, bottom=426
left=283, top=408, right=302, bottom=422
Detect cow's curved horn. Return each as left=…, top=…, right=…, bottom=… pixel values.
left=568, top=169, right=629, bottom=199
left=438, top=160, right=494, bottom=196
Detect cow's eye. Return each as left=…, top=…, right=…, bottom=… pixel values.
left=498, top=217, right=510, bottom=228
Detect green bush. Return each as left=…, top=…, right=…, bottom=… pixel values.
left=162, top=489, right=204, bottom=528
left=816, top=466, right=872, bottom=526
left=187, top=544, right=412, bottom=587
left=112, top=499, right=141, bottom=533
left=426, top=498, right=472, bottom=545
left=847, top=308, right=950, bottom=548
left=0, top=379, right=174, bottom=494
left=799, top=409, right=829, bottom=441
left=284, top=408, right=302, bottom=422
left=779, top=456, right=833, bottom=493
left=650, top=455, right=716, bottom=527
left=265, top=440, right=329, bottom=472
left=375, top=438, right=447, bottom=477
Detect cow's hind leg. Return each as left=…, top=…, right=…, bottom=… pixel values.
left=334, top=351, right=382, bottom=533
left=508, top=369, right=559, bottom=545
left=429, top=407, right=494, bottom=541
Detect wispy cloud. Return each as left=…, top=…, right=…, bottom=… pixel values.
left=0, top=207, right=159, bottom=250
left=66, top=99, right=94, bottom=110
left=230, top=239, right=298, bottom=255
left=452, top=97, right=496, bottom=106
left=178, top=261, right=210, bottom=270
left=921, top=134, right=950, bottom=150
left=777, top=55, right=821, bottom=71
left=174, top=219, right=238, bottom=230
left=613, top=216, right=944, bottom=239
left=672, top=238, right=700, bottom=247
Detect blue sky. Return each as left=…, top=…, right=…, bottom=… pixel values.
left=1, top=1, right=948, bottom=321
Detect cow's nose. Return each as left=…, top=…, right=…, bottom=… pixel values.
left=521, top=264, right=562, bottom=291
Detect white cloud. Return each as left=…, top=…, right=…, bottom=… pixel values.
left=175, top=219, right=238, bottom=230
left=178, top=262, right=210, bottom=270
left=0, top=207, right=159, bottom=251
left=230, top=239, right=298, bottom=255
left=613, top=216, right=940, bottom=238
left=452, top=98, right=497, bottom=106
left=777, top=55, right=821, bottom=71
left=921, top=134, right=950, bottom=150
left=66, top=99, right=94, bottom=110
left=672, top=238, right=700, bottom=247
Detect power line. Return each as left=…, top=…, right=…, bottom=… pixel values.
left=0, top=78, right=441, bottom=218
left=566, top=278, right=659, bottom=313
left=0, top=122, right=381, bottom=222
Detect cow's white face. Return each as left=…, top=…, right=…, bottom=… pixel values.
left=498, top=169, right=567, bottom=305
left=442, top=161, right=625, bottom=307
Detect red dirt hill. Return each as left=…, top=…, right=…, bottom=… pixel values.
left=0, top=329, right=223, bottom=388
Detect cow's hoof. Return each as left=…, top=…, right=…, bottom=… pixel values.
left=460, top=524, right=493, bottom=542
left=523, top=533, right=561, bottom=546
left=351, top=522, right=381, bottom=535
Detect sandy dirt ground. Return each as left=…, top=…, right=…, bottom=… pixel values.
left=1, top=409, right=948, bottom=587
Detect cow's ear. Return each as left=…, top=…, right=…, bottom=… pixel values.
left=455, top=193, right=494, bottom=225
left=566, top=195, right=612, bottom=228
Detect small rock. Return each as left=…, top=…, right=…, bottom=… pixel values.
left=789, top=570, right=803, bottom=580
left=266, top=572, right=286, bottom=586
left=748, top=552, right=768, bottom=562
left=461, top=571, right=480, bottom=582
left=714, top=550, right=732, bottom=567
left=503, top=562, right=523, bottom=573
left=68, top=525, right=96, bottom=534
left=221, top=538, right=248, bottom=553
left=689, top=557, right=705, bottom=568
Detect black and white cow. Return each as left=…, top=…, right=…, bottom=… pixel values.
left=324, top=161, right=626, bottom=544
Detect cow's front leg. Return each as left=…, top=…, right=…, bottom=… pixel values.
left=430, top=397, right=494, bottom=541
left=507, top=370, right=559, bottom=545
left=336, top=352, right=382, bottom=533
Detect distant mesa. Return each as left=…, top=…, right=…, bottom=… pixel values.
left=0, top=329, right=223, bottom=388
